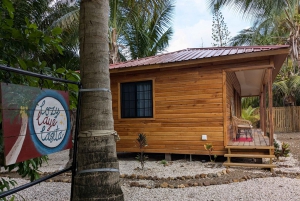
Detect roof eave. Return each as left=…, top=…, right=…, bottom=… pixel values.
left=110, top=48, right=290, bottom=74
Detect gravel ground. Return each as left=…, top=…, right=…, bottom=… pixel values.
left=122, top=177, right=300, bottom=201
left=3, top=133, right=300, bottom=201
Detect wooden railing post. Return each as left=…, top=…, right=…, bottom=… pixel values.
left=268, top=68, right=274, bottom=146
left=263, top=84, right=267, bottom=136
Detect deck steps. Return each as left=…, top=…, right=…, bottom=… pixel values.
left=223, top=162, right=277, bottom=168
left=225, top=146, right=274, bottom=149
left=224, top=145, right=276, bottom=172
left=224, top=154, right=275, bottom=158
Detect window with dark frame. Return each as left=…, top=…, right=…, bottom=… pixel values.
left=121, top=80, right=153, bottom=118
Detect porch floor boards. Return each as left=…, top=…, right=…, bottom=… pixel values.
left=227, top=129, right=270, bottom=146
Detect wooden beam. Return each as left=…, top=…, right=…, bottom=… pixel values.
left=263, top=84, right=267, bottom=136
left=268, top=68, right=274, bottom=145
left=260, top=93, right=264, bottom=134
left=225, top=65, right=272, bottom=72
left=222, top=71, right=227, bottom=146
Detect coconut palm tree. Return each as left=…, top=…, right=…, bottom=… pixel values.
left=273, top=76, right=300, bottom=106
left=207, top=0, right=300, bottom=70
left=109, top=0, right=174, bottom=63
left=72, top=0, right=124, bottom=200
left=242, top=97, right=260, bottom=109
left=242, top=106, right=260, bottom=127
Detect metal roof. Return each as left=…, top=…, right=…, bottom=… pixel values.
left=110, top=45, right=290, bottom=69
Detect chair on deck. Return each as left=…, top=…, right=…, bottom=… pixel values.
left=232, top=116, right=253, bottom=140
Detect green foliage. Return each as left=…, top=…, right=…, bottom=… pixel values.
left=4, top=156, right=48, bottom=182
left=7, top=0, right=80, bottom=70
left=160, top=159, right=168, bottom=166
left=0, top=178, right=17, bottom=201
left=204, top=143, right=217, bottom=162
left=135, top=133, right=148, bottom=169
left=0, top=1, right=79, bottom=198
left=274, top=140, right=290, bottom=160
left=211, top=6, right=230, bottom=47
left=241, top=106, right=260, bottom=127
left=241, top=97, right=259, bottom=109
left=273, top=73, right=300, bottom=107
left=110, top=0, right=174, bottom=62
left=0, top=0, right=80, bottom=109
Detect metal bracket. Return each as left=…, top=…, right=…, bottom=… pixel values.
left=77, top=168, right=119, bottom=174
left=80, top=88, right=111, bottom=92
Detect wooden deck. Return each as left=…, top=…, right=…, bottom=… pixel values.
left=227, top=129, right=270, bottom=146
left=224, top=129, right=275, bottom=171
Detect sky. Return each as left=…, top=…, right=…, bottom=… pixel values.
left=167, top=0, right=252, bottom=52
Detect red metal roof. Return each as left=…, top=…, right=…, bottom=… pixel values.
left=110, top=45, right=289, bottom=69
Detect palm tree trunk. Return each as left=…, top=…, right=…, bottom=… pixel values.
left=72, top=0, right=124, bottom=200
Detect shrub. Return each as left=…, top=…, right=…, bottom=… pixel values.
left=274, top=139, right=290, bottom=160
left=135, top=133, right=148, bottom=170
left=160, top=160, right=168, bottom=166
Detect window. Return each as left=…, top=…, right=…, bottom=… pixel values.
left=121, top=80, right=153, bottom=118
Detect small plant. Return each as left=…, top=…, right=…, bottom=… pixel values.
left=135, top=133, right=148, bottom=170
left=0, top=178, right=17, bottom=201
left=274, top=140, right=290, bottom=160
left=204, top=143, right=217, bottom=162
left=160, top=160, right=168, bottom=166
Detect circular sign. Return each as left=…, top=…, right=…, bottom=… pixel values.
left=33, top=97, right=67, bottom=148
left=29, top=90, right=71, bottom=155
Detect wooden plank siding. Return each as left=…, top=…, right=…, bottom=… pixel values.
left=111, top=67, right=226, bottom=155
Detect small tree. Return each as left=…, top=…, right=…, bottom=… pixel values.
left=204, top=143, right=217, bottom=162
left=211, top=6, right=230, bottom=47
left=136, top=133, right=148, bottom=169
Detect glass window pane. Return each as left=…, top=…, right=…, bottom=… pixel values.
left=121, top=80, right=152, bottom=118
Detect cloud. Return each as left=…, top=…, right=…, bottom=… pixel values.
left=167, top=1, right=251, bottom=52
left=167, top=19, right=213, bottom=52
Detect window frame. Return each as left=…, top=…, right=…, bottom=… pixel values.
left=119, top=79, right=155, bottom=119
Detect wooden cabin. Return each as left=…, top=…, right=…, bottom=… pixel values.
left=110, top=45, right=289, bottom=169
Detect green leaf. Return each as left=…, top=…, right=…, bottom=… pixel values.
left=3, top=0, right=15, bottom=19
left=4, top=19, right=13, bottom=27
left=51, top=27, right=62, bottom=36
left=17, top=59, right=27, bottom=70
left=28, top=23, right=38, bottom=29
left=40, top=61, right=47, bottom=69
left=11, top=29, right=22, bottom=39
left=56, top=44, right=64, bottom=55
left=24, top=17, right=29, bottom=26
left=56, top=68, right=66, bottom=74
left=70, top=72, right=80, bottom=81
left=28, top=30, right=43, bottom=39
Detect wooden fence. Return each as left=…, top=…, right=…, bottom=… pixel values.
left=270, top=106, right=300, bottom=133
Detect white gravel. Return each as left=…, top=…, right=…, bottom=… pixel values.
left=122, top=177, right=300, bottom=201
left=119, top=160, right=225, bottom=178
left=3, top=146, right=300, bottom=201
left=5, top=178, right=71, bottom=201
